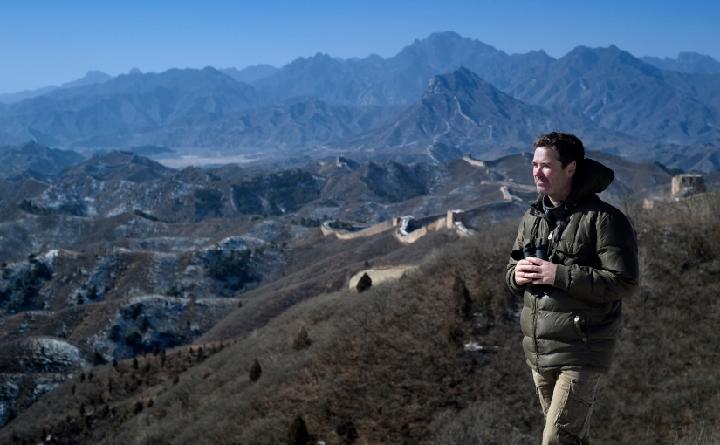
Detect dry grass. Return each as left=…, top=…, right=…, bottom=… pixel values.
left=2, top=194, right=720, bottom=444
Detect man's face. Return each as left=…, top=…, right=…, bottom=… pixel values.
left=532, top=147, right=575, bottom=200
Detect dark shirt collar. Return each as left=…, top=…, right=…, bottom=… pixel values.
left=542, top=195, right=562, bottom=213
left=542, top=195, right=568, bottom=229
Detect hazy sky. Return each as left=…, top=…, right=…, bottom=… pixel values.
left=2, top=0, right=719, bottom=93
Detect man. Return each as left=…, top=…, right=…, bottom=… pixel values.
left=505, top=133, right=639, bottom=444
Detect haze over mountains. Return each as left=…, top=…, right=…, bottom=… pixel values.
left=0, top=71, right=112, bottom=105
left=642, top=51, right=720, bottom=74
left=1, top=30, right=719, bottom=172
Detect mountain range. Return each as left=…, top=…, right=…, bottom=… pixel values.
left=642, top=51, right=720, bottom=74
left=345, top=67, right=633, bottom=159
left=0, top=70, right=112, bottom=104
left=0, top=31, right=719, bottom=170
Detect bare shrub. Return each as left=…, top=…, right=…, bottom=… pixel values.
left=335, top=419, right=359, bottom=443
left=355, top=273, right=372, bottom=292
left=288, top=415, right=310, bottom=445
left=249, top=359, right=262, bottom=382
left=292, top=326, right=312, bottom=350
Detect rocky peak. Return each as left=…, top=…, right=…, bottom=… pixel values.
left=60, top=70, right=112, bottom=89
left=398, top=31, right=498, bottom=60
left=561, top=45, right=661, bottom=77
left=421, top=67, right=524, bottom=118
left=287, top=52, right=342, bottom=72
left=425, top=67, right=489, bottom=97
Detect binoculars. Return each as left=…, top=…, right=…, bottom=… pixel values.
left=523, top=243, right=548, bottom=261
left=523, top=242, right=551, bottom=295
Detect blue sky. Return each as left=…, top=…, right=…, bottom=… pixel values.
left=2, top=0, right=719, bottom=93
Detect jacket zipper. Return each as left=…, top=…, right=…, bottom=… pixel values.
left=532, top=215, right=542, bottom=366
left=533, top=295, right=539, bottom=366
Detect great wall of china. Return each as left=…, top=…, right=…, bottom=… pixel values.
left=322, top=154, right=528, bottom=244
left=327, top=154, right=710, bottom=291
left=319, top=154, right=528, bottom=290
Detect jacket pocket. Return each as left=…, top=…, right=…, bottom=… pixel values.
left=554, top=372, right=602, bottom=437
left=555, top=388, right=594, bottom=436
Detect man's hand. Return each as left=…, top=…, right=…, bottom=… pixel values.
left=514, top=257, right=557, bottom=286
left=514, top=259, right=534, bottom=286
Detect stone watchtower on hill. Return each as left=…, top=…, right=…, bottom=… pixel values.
left=671, top=174, right=706, bottom=199
left=643, top=173, right=706, bottom=209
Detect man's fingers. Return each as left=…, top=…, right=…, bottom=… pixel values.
left=516, top=259, right=553, bottom=284
left=520, top=271, right=541, bottom=279
left=520, top=269, right=547, bottom=278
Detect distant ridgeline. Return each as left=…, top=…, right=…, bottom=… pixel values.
left=0, top=32, right=719, bottom=171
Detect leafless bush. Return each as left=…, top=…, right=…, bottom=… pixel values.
left=249, top=359, right=262, bottom=382
left=292, top=326, right=312, bottom=350
left=288, top=415, right=310, bottom=445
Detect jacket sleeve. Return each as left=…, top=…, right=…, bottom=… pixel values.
left=505, top=218, right=527, bottom=298
left=553, top=209, right=639, bottom=304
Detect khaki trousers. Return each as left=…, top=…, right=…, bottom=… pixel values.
left=531, top=369, right=602, bottom=445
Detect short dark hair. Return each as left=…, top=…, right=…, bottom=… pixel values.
left=533, top=132, right=585, bottom=167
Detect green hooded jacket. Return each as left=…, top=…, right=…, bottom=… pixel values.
left=505, top=158, right=639, bottom=372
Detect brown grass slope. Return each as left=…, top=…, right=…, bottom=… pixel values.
left=2, top=194, right=720, bottom=444
left=200, top=228, right=458, bottom=342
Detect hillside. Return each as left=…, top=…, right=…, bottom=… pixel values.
left=0, top=145, right=692, bottom=435
left=1, top=193, right=718, bottom=444
left=0, top=141, right=85, bottom=179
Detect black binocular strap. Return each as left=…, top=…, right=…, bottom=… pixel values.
left=529, top=215, right=542, bottom=243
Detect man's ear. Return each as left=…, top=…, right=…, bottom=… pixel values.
left=566, top=160, right=577, bottom=178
